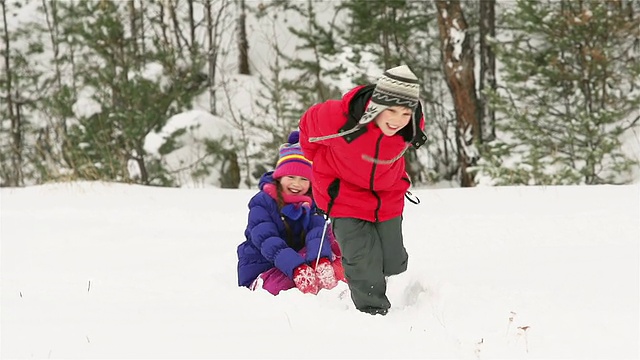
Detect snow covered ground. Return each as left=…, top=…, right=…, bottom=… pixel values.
left=2, top=182, right=638, bottom=359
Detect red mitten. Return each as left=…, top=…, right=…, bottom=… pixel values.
left=293, top=264, right=319, bottom=295
left=313, top=258, right=338, bottom=290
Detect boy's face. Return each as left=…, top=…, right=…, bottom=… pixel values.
left=374, top=106, right=412, bottom=136
left=279, top=175, right=311, bottom=196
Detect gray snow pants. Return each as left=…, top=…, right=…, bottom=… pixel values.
left=331, top=216, right=408, bottom=315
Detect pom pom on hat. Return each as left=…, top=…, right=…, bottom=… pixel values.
left=288, top=130, right=300, bottom=144
left=359, top=65, right=420, bottom=125
left=273, top=131, right=313, bottom=181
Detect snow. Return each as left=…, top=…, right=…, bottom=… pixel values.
left=624, top=126, right=640, bottom=181
left=143, top=109, right=232, bottom=156
left=322, top=47, right=381, bottom=92
left=141, top=109, right=236, bottom=187
left=128, top=62, right=170, bottom=90
left=450, top=20, right=465, bottom=63
left=2, top=182, right=638, bottom=359
left=71, top=87, right=102, bottom=120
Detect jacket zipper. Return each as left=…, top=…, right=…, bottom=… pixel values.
left=369, top=135, right=383, bottom=222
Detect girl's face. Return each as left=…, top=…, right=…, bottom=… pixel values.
left=279, top=175, right=311, bottom=196
left=375, top=106, right=412, bottom=136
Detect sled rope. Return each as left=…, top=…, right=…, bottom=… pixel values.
left=315, top=217, right=331, bottom=269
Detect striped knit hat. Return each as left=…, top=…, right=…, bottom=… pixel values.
left=273, top=131, right=313, bottom=181
left=359, top=65, right=420, bottom=125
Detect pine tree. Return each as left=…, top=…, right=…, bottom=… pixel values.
left=481, top=0, right=640, bottom=185
left=57, top=0, right=207, bottom=185
left=274, top=0, right=343, bottom=106
left=245, top=3, right=313, bottom=185
left=333, top=0, right=439, bottom=184
left=0, top=0, right=46, bottom=186
left=237, top=0, right=344, bottom=187
left=34, top=0, right=80, bottom=182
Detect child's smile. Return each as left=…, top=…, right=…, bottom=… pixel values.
left=280, top=175, right=310, bottom=196
left=375, top=106, right=412, bottom=136
left=385, top=123, right=400, bottom=131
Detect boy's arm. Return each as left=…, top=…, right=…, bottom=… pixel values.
left=299, top=100, right=342, bottom=162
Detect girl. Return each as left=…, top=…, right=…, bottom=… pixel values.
left=237, top=131, right=345, bottom=295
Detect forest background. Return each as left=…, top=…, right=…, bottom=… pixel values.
left=1, top=0, right=639, bottom=189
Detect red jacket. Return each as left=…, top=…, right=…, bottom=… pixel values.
left=299, top=85, right=426, bottom=222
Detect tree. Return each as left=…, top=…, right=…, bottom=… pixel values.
left=479, top=0, right=496, bottom=142
left=481, top=0, right=640, bottom=185
left=0, top=0, right=23, bottom=186
left=204, top=0, right=231, bottom=115
left=57, top=1, right=208, bottom=184
left=435, top=0, right=481, bottom=187
left=335, top=0, right=437, bottom=184
left=243, top=4, right=305, bottom=186
left=276, top=0, right=343, bottom=106
left=236, top=0, right=250, bottom=75
left=0, top=0, right=48, bottom=186
left=37, top=0, right=73, bottom=180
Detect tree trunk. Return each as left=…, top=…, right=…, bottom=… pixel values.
left=1, top=1, right=23, bottom=186
left=381, top=5, right=392, bottom=68
left=42, top=0, right=62, bottom=89
left=128, top=0, right=140, bottom=69
left=479, top=0, right=496, bottom=142
left=206, top=0, right=227, bottom=114
left=435, top=0, right=480, bottom=187
left=205, top=0, right=215, bottom=113
left=13, top=92, right=24, bottom=186
left=133, top=148, right=149, bottom=185
left=188, top=0, right=196, bottom=57
left=625, top=0, right=637, bottom=92
left=168, top=0, right=185, bottom=52
left=42, top=0, right=68, bottom=142
left=139, top=0, right=146, bottom=55
left=304, top=0, right=328, bottom=102
left=237, top=0, right=250, bottom=75
left=159, top=1, right=169, bottom=55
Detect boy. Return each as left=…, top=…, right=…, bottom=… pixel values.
left=298, top=65, right=427, bottom=315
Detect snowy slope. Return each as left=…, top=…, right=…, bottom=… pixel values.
left=1, top=182, right=638, bottom=359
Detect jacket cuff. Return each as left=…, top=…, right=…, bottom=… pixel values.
left=274, top=247, right=306, bottom=279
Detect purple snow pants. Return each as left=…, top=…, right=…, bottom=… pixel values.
left=249, top=247, right=306, bottom=295
left=251, top=232, right=343, bottom=296
left=252, top=267, right=297, bottom=295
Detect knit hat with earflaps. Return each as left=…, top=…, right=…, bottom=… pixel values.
left=359, top=65, right=420, bottom=125
left=273, top=131, right=314, bottom=181
left=307, top=66, right=422, bottom=165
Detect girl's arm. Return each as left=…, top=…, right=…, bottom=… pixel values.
left=247, top=197, right=305, bottom=278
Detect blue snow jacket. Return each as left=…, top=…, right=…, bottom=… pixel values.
left=237, top=172, right=331, bottom=287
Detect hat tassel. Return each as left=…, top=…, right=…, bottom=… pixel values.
left=361, top=143, right=410, bottom=165
left=308, top=124, right=364, bottom=143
